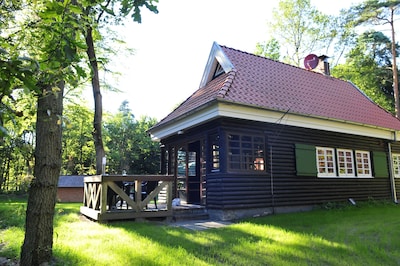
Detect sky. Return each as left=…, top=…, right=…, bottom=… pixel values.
left=85, top=0, right=363, bottom=121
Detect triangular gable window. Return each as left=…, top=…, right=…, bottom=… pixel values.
left=212, top=62, right=225, bottom=79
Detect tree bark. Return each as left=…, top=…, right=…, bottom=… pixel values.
left=390, top=7, right=399, bottom=117
left=85, top=25, right=105, bottom=174
left=20, top=81, right=64, bottom=265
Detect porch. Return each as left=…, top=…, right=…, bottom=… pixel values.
left=80, top=174, right=175, bottom=222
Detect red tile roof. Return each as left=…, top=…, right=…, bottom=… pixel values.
left=155, top=44, right=400, bottom=131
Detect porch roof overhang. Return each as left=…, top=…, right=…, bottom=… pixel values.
left=149, top=100, right=399, bottom=142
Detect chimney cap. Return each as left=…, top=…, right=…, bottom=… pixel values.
left=318, top=55, right=330, bottom=61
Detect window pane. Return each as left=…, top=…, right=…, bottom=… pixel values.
left=336, top=149, right=354, bottom=177
left=316, top=147, right=336, bottom=177
left=227, top=133, right=265, bottom=172
left=355, top=151, right=371, bottom=177
left=393, top=154, right=400, bottom=178
left=210, top=134, right=220, bottom=172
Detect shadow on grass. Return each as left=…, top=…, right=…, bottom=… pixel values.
left=2, top=197, right=400, bottom=265
left=100, top=202, right=400, bottom=265
left=108, top=222, right=355, bottom=265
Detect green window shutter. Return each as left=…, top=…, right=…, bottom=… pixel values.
left=373, top=151, right=389, bottom=178
left=295, top=144, right=317, bottom=176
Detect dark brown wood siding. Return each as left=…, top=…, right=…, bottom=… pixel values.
left=209, top=118, right=394, bottom=209
left=161, top=117, right=398, bottom=210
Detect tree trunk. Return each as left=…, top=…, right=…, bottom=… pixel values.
left=390, top=7, right=399, bottom=117
left=20, top=81, right=64, bottom=265
left=85, top=25, right=105, bottom=174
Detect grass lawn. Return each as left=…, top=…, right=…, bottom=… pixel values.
left=0, top=195, right=399, bottom=265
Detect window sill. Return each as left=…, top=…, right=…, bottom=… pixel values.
left=318, top=176, right=374, bottom=178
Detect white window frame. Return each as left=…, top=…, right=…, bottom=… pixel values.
left=355, top=150, right=372, bottom=178
left=316, top=147, right=336, bottom=177
left=337, top=149, right=355, bottom=177
left=392, top=153, right=400, bottom=178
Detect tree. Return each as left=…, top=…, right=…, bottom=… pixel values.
left=0, top=0, right=159, bottom=264
left=345, top=0, right=400, bottom=116
left=82, top=0, right=159, bottom=174
left=254, top=38, right=280, bottom=60
left=268, top=0, right=336, bottom=66
left=104, top=101, right=137, bottom=174
left=0, top=90, right=36, bottom=192
left=104, top=101, right=160, bottom=174
left=18, top=1, right=85, bottom=264
left=332, top=31, right=396, bottom=113
left=62, top=103, right=95, bottom=175
left=131, top=115, right=160, bottom=174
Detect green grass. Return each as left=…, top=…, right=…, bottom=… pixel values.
left=1, top=195, right=399, bottom=265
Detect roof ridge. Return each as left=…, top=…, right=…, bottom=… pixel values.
left=216, top=68, right=237, bottom=98
left=220, top=44, right=341, bottom=80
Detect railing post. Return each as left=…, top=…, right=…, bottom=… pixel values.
left=100, top=177, right=107, bottom=213
left=135, top=180, right=142, bottom=206
left=167, top=180, right=172, bottom=210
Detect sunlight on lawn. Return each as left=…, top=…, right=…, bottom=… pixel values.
left=224, top=222, right=353, bottom=265
left=53, top=217, right=210, bottom=265
left=0, top=227, right=24, bottom=258
left=1, top=200, right=399, bottom=265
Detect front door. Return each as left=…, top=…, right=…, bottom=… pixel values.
left=187, top=141, right=201, bottom=204
left=176, top=141, right=201, bottom=204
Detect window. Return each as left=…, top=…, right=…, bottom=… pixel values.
left=316, top=147, right=336, bottom=177
left=297, top=144, right=383, bottom=178
left=213, top=63, right=224, bottom=79
left=337, top=149, right=354, bottom=177
left=228, top=133, right=265, bottom=171
left=392, top=153, right=400, bottom=178
left=355, top=150, right=372, bottom=177
left=210, top=134, right=220, bottom=172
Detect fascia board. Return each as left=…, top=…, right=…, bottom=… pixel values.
left=150, top=102, right=398, bottom=141
left=218, top=102, right=397, bottom=140
left=149, top=105, right=220, bottom=141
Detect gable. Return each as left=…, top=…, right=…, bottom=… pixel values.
left=199, top=42, right=234, bottom=88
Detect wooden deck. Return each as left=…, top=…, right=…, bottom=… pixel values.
left=80, top=174, right=174, bottom=222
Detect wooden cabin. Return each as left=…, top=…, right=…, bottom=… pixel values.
left=148, top=42, right=400, bottom=221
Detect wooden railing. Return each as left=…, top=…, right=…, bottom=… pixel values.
left=80, top=175, right=174, bottom=222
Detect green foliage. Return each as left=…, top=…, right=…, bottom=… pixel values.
left=345, top=0, right=400, bottom=27
left=254, top=38, right=280, bottom=60
left=332, top=30, right=396, bottom=113
left=0, top=0, right=162, bottom=184
left=0, top=0, right=90, bottom=192
left=269, top=0, right=336, bottom=65
left=104, top=101, right=160, bottom=174
left=343, top=0, right=400, bottom=115
left=120, top=0, right=159, bottom=23
left=62, top=103, right=96, bottom=175
left=0, top=90, right=36, bottom=192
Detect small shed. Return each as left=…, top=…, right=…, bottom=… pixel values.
left=57, top=175, right=84, bottom=202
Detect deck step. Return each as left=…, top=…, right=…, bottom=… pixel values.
left=172, top=204, right=209, bottom=221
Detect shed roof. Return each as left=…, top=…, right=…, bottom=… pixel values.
left=151, top=42, right=400, bottom=139
left=58, top=175, right=84, bottom=188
